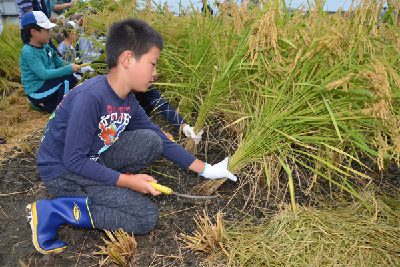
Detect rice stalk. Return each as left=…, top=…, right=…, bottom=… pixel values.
left=0, top=22, right=23, bottom=95
left=94, top=229, right=137, bottom=266
left=180, top=211, right=227, bottom=260
left=209, top=191, right=400, bottom=266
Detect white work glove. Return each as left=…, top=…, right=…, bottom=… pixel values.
left=182, top=125, right=204, bottom=145
left=80, top=66, right=95, bottom=74
left=56, top=15, right=65, bottom=23
left=200, top=157, right=237, bottom=182
left=73, top=73, right=82, bottom=80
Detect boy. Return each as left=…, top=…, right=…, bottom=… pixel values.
left=27, top=18, right=236, bottom=254
left=19, top=11, right=80, bottom=113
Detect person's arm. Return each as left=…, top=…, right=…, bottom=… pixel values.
left=53, top=48, right=70, bottom=67
left=126, top=97, right=235, bottom=183
left=142, top=88, right=203, bottom=143
left=143, top=87, right=187, bottom=129
left=21, top=46, right=73, bottom=80
left=52, top=45, right=80, bottom=71
left=53, top=0, right=75, bottom=11
left=47, top=0, right=56, bottom=22
left=51, top=46, right=79, bottom=71
left=15, top=0, right=33, bottom=13
left=126, top=110, right=236, bottom=182
left=127, top=98, right=197, bottom=169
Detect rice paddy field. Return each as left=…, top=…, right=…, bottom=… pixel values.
left=1, top=0, right=400, bottom=266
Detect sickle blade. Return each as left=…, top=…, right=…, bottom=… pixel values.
left=173, top=192, right=219, bottom=199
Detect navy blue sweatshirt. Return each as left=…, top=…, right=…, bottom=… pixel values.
left=37, top=75, right=196, bottom=185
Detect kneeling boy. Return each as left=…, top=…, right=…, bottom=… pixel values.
left=28, top=18, right=236, bottom=254
left=19, top=11, right=80, bottom=113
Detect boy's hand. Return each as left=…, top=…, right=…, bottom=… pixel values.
left=163, top=132, right=173, bottom=139
left=70, top=63, right=81, bottom=73
left=116, top=173, right=162, bottom=196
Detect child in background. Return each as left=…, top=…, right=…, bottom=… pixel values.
left=57, top=21, right=77, bottom=62
left=58, top=21, right=94, bottom=79
left=19, top=11, right=80, bottom=113
left=75, top=16, right=103, bottom=64
left=27, top=18, right=236, bottom=254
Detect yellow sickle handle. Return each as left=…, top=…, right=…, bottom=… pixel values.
left=77, top=62, right=92, bottom=68
left=149, top=182, right=173, bottom=194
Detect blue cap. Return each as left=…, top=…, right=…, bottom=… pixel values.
left=21, top=11, right=58, bottom=29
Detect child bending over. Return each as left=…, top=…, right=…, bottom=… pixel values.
left=19, top=11, right=80, bottom=113
left=27, top=18, right=236, bottom=254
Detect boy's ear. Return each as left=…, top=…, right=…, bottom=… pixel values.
left=31, top=28, right=40, bottom=37
left=120, top=51, right=133, bottom=68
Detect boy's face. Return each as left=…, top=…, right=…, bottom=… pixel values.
left=127, top=46, right=160, bottom=93
left=31, top=28, right=52, bottom=44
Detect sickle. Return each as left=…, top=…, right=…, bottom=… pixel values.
left=149, top=182, right=219, bottom=199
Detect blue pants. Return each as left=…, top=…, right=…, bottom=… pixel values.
left=43, top=129, right=163, bottom=234
left=27, top=74, right=76, bottom=113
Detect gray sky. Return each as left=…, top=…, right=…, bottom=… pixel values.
left=155, top=0, right=356, bottom=13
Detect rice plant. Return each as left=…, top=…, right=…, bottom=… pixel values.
left=180, top=0, right=400, bottom=209
left=209, top=191, right=400, bottom=266
left=180, top=211, right=227, bottom=259
left=95, top=228, right=137, bottom=266
left=0, top=22, right=23, bottom=97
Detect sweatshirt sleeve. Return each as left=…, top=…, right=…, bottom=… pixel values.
left=63, top=93, right=120, bottom=185
left=52, top=46, right=71, bottom=68
left=48, top=0, right=56, bottom=12
left=16, top=0, right=33, bottom=12
left=21, top=46, right=73, bottom=81
left=143, top=87, right=187, bottom=129
left=127, top=99, right=196, bottom=169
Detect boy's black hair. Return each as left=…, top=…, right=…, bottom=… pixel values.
left=22, top=23, right=43, bottom=38
left=105, top=18, right=163, bottom=69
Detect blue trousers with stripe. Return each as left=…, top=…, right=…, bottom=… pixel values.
left=27, top=74, right=76, bottom=113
